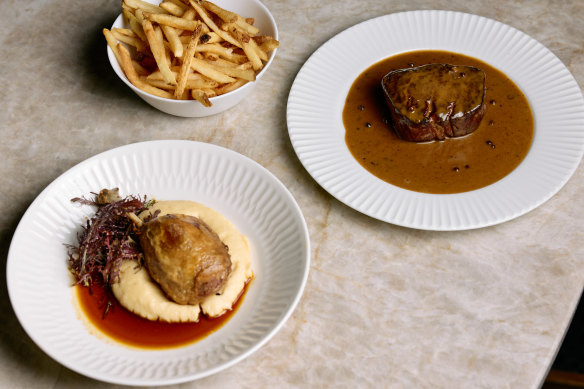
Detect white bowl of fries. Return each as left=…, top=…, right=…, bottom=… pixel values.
left=104, top=0, right=279, bottom=117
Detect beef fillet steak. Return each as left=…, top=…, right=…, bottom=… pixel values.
left=381, top=63, right=486, bottom=142
left=140, top=214, right=232, bottom=305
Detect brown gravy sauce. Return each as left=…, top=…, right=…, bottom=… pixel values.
left=343, top=50, right=534, bottom=194
left=76, top=279, right=249, bottom=349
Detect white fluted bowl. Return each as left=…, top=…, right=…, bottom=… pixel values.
left=7, top=140, right=310, bottom=385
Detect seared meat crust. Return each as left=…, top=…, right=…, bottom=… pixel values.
left=140, top=214, right=232, bottom=305
left=382, top=63, right=486, bottom=142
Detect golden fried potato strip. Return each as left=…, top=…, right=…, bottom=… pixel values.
left=117, top=43, right=173, bottom=99
left=175, top=24, right=203, bottom=99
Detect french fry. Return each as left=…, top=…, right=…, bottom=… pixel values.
left=229, top=53, right=250, bottom=64
left=142, top=19, right=176, bottom=84
left=227, top=26, right=250, bottom=43
left=203, top=32, right=222, bottom=43
left=201, top=88, right=217, bottom=97
left=166, top=0, right=189, bottom=9
left=190, top=58, right=236, bottom=83
left=122, top=2, right=133, bottom=14
left=201, top=1, right=237, bottom=23
left=202, top=59, right=256, bottom=81
left=253, top=35, right=280, bottom=53
left=167, top=6, right=195, bottom=38
left=103, top=28, right=122, bottom=65
left=175, top=24, right=203, bottom=99
left=192, top=89, right=212, bottom=107
left=236, top=17, right=260, bottom=35
left=156, top=25, right=173, bottom=68
left=161, top=25, right=183, bottom=58
left=241, top=40, right=263, bottom=70
left=146, top=79, right=173, bottom=90
left=112, top=27, right=134, bottom=36
left=179, top=32, right=221, bottom=45
left=123, top=9, right=146, bottom=41
left=149, top=77, right=218, bottom=90
left=219, top=20, right=235, bottom=31
left=187, top=78, right=219, bottom=89
left=185, top=72, right=214, bottom=81
left=117, top=43, right=173, bottom=99
left=216, top=79, right=248, bottom=95
left=132, top=60, right=150, bottom=76
left=146, top=69, right=176, bottom=81
left=247, top=37, right=267, bottom=62
left=189, top=0, right=241, bottom=48
left=194, top=43, right=233, bottom=59
left=147, top=12, right=201, bottom=31
left=182, top=7, right=196, bottom=21
left=123, top=0, right=166, bottom=14
left=112, top=29, right=147, bottom=52
left=237, top=61, right=254, bottom=70
left=210, top=57, right=239, bottom=68
left=148, top=70, right=217, bottom=85
left=203, top=52, right=219, bottom=61
left=225, top=25, right=264, bottom=69
left=134, top=8, right=145, bottom=23
left=159, top=1, right=186, bottom=16
left=105, top=27, right=149, bottom=76
left=258, top=37, right=279, bottom=54
left=208, top=58, right=252, bottom=71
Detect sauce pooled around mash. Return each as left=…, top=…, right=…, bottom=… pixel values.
left=69, top=191, right=253, bottom=348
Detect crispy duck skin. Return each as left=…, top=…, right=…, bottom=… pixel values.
left=140, top=214, right=231, bottom=305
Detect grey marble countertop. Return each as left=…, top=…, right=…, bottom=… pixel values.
left=1, top=0, right=583, bottom=388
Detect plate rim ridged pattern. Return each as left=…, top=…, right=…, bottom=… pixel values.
left=286, top=10, right=584, bottom=231
left=6, top=140, right=310, bottom=385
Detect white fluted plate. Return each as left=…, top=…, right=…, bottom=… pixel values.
left=287, top=10, right=584, bottom=230
left=6, top=140, right=310, bottom=385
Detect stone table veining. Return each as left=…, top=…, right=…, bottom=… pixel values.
left=1, top=0, right=583, bottom=388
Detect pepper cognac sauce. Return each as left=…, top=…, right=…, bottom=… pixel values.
left=76, top=279, right=249, bottom=349
left=343, top=50, right=534, bottom=194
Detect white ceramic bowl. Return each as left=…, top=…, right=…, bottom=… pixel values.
left=107, top=0, right=278, bottom=117
left=7, top=140, right=310, bottom=385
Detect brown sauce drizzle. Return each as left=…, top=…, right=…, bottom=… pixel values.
left=343, top=50, right=534, bottom=194
left=76, top=278, right=250, bottom=349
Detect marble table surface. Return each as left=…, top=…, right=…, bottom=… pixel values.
left=1, top=0, right=583, bottom=388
